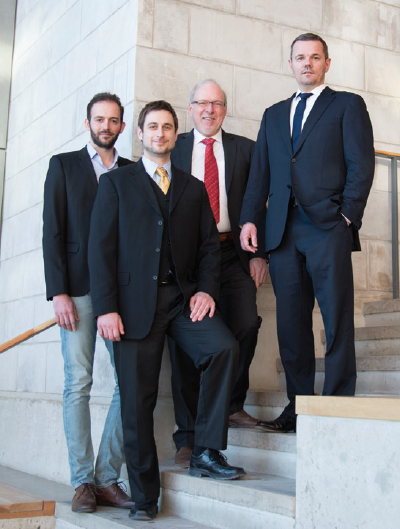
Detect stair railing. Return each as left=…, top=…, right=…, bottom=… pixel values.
left=375, top=150, right=400, bottom=299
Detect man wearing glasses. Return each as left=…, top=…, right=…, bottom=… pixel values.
left=169, top=79, right=270, bottom=469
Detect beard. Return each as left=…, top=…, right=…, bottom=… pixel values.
left=90, top=128, right=120, bottom=149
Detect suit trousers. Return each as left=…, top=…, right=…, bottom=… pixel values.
left=169, top=239, right=261, bottom=450
left=113, top=282, right=239, bottom=505
left=268, top=205, right=357, bottom=417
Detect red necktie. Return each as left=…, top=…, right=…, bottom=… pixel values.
left=201, top=138, right=220, bottom=224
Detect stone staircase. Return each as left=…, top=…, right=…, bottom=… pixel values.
left=5, top=298, right=400, bottom=529
left=278, top=298, right=400, bottom=396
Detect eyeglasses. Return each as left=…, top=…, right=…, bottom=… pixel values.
left=191, top=100, right=226, bottom=108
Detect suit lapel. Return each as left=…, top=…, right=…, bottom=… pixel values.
left=222, top=130, right=236, bottom=194
left=278, top=96, right=295, bottom=156
left=78, top=147, right=98, bottom=194
left=294, top=87, right=336, bottom=154
left=128, top=159, right=161, bottom=215
left=170, top=164, right=188, bottom=213
left=176, top=132, right=194, bottom=174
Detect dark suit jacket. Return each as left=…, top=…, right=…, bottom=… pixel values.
left=42, top=146, right=132, bottom=300
left=240, top=87, right=375, bottom=252
left=171, top=129, right=266, bottom=272
left=88, top=159, right=221, bottom=340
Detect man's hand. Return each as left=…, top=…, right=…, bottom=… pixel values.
left=53, top=294, right=79, bottom=331
left=189, top=292, right=215, bottom=322
left=249, top=257, right=269, bottom=290
left=240, top=223, right=258, bottom=253
left=97, top=313, right=125, bottom=341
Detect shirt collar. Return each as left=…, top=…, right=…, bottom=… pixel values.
left=86, top=143, right=119, bottom=168
left=193, top=127, right=223, bottom=145
left=141, top=155, right=172, bottom=180
left=295, top=84, right=327, bottom=100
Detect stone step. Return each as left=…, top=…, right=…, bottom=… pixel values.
left=244, top=390, right=289, bottom=421
left=278, top=369, right=400, bottom=396
left=363, top=299, right=400, bottom=318
left=56, top=501, right=214, bottom=529
left=320, top=325, right=400, bottom=356
left=160, top=463, right=295, bottom=529
left=226, top=425, right=297, bottom=480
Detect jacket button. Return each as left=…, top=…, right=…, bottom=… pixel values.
left=291, top=158, right=296, bottom=163
left=153, top=275, right=157, bottom=280
left=158, top=220, right=163, bottom=225
left=155, top=248, right=160, bottom=252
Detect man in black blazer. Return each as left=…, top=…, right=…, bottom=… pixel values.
left=169, top=79, right=269, bottom=468
left=240, top=33, right=375, bottom=433
left=88, top=100, right=243, bottom=522
left=42, top=93, right=134, bottom=512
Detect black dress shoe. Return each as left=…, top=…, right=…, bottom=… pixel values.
left=188, top=449, right=242, bottom=480
left=129, top=501, right=158, bottom=521
left=262, top=413, right=296, bottom=433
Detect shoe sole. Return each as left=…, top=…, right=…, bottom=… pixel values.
left=188, top=468, right=241, bottom=480
left=71, top=506, right=96, bottom=513
left=129, top=512, right=157, bottom=521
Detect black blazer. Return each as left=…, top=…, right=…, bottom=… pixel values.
left=88, top=160, right=221, bottom=340
left=42, top=146, right=132, bottom=300
left=240, top=87, right=375, bottom=252
left=171, top=129, right=266, bottom=272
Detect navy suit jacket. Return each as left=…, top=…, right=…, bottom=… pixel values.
left=42, top=146, right=132, bottom=300
left=171, top=129, right=266, bottom=272
left=88, top=160, right=221, bottom=340
left=240, top=87, right=375, bottom=252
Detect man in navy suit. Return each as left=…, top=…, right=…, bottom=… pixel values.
left=43, top=93, right=134, bottom=512
left=240, top=33, right=375, bottom=433
left=169, top=80, right=270, bottom=468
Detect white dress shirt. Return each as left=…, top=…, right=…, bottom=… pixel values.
left=141, top=155, right=172, bottom=184
left=191, top=128, right=231, bottom=233
left=289, top=84, right=327, bottom=135
left=86, top=143, right=120, bottom=181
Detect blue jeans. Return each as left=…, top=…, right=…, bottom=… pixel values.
left=61, top=293, right=124, bottom=489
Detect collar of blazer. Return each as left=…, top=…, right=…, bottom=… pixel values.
left=278, top=87, right=336, bottom=156
left=128, top=158, right=189, bottom=215
left=77, top=146, right=98, bottom=195
left=175, top=128, right=236, bottom=194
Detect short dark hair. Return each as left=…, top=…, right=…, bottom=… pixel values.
left=138, top=100, right=178, bottom=132
left=290, top=33, right=329, bottom=60
left=87, top=92, right=124, bottom=122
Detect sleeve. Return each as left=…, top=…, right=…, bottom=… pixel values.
left=239, top=109, right=270, bottom=232
left=195, top=184, right=221, bottom=301
left=341, top=95, right=375, bottom=229
left=88, top=173, right=120, bottom=318
left=42, top=155, right=69, bottom=300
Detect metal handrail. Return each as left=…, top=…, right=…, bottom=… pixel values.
left=375, top=150, right=400, bottom=299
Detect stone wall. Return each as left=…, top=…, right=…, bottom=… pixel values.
left=0, top=0, right=399, bottom=409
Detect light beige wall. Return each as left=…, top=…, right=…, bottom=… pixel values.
left=0, top=0, right=399, bottom=395
left=0, top=0, right=139, bottom=395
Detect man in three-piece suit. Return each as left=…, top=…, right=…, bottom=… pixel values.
left=88, top=100, right=243, bottom=522
left=169, top=79, right=269, bottom=468
left=42, top=93, right=134, bottom=512
left=240, top=33, right=375, bottom=433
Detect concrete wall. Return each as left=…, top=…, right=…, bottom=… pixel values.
left=296, top=396, right=400, bottom=529
left=0, top=1, right=399, bottom=479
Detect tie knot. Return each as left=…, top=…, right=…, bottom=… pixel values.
left=299, top=92, right=312, bottom=101
left=201, top=138, right=215, bottom=147
left=155, top=166, right=168, bottom=179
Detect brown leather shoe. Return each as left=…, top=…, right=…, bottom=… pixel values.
left=229, top=409, right=270, bottom=432
left=71, top=483, right=96, bottom=513
left=95, top=482, right=135, bottom=509
left=175, top=445, right=194, bottom=468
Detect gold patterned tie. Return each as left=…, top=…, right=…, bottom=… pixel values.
left=155, top=167, right=170, bottom=194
